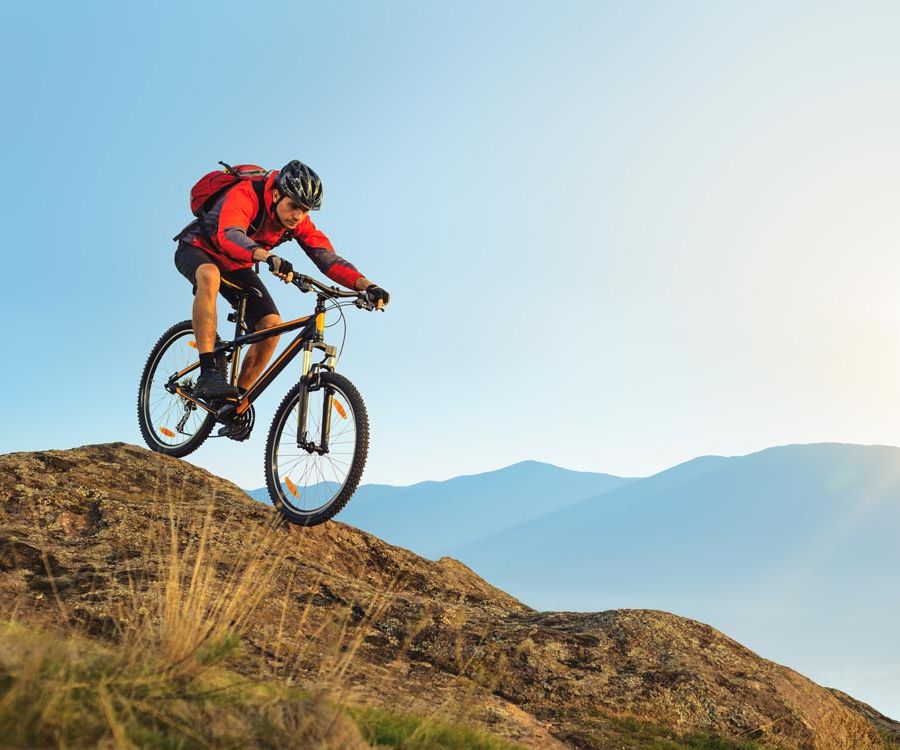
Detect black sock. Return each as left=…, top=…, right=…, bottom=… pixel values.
left=199, top=352, right=216, bottom=374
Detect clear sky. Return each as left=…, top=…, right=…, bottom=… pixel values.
left=2, top=0, right=899, bottom=489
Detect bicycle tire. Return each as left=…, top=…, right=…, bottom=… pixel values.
left=137, top=320, right=216, bottom=457
left=264, top=372, right=369, bottom=526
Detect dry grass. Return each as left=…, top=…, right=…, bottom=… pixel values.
left=0, top=490, right=369, bottom=748
left=140, top=500, right=282, bottom=680
left=0, top=489, right=529, bottom=749
left=0, top=620, right=365, bottom=749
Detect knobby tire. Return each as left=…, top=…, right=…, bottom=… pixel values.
left=264, top=372, right=369, bottom=526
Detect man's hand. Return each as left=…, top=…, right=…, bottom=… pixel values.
left=354, top=276, right=390, bottom=311
left=353, top=276, right=391, bottom=310
left=266, top=254, right=294, bottom=283
left=365, top=285, right=390, bottom=311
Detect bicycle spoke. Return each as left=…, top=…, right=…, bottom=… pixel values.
left=140, top=326, right=213, bottom=451
left=271, top=381, right=360, bottom=516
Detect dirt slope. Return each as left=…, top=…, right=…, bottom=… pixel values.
left=0, top=443, right=892, bottom=749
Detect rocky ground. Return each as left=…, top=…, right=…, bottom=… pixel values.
left=1, top=442, right=897, bottom=749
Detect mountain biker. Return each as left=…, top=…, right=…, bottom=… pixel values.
left=173, top=159, right=390, bottom=402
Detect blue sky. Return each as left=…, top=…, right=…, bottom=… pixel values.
left=2, top=1, right=899, bottom=489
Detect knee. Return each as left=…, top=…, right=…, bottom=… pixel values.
left=195, top=264, right=221, bottom=294
left=256, top=314, right=282, bottom=331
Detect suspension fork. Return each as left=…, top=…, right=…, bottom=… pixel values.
left=296, top=369, right=335, bottom=452
left=296, top=295, right=332, bottom=451
left=319, top=382, right=334, bottom=454
left=297, top=343, right=313, bottom=448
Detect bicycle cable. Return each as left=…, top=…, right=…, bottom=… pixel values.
left=322, top=297, right=349, bottom=360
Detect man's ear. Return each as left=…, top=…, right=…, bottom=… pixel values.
left=271, top=188, right=281, bottom=202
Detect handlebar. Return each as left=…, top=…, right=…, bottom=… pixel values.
left=291, top=274, right=377, bottom=311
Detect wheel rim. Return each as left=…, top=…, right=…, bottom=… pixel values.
left=142, top=329, right=213, bottom=450
left=271, top=384, right=358, bottom=516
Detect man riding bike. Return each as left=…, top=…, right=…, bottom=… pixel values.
left=173, top=159, right=390, bottom=406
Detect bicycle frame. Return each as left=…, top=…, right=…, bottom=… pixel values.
left=168, top=290, right=339, bottom=435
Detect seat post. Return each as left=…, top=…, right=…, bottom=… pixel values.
left=228, top=295, right=248, bottom=386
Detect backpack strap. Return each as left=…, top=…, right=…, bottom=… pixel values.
left=248, top=179, right=268, bottom=235
left=192, top=178, right=250, bottom=249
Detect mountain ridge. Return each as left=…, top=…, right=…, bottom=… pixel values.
left=247, top=441, right=899, bottom=555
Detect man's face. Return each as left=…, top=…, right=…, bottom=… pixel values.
left=272, top=190, right=309, bottom=230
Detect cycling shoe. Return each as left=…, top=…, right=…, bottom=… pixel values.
left=193, top=369, right=239, bottom=401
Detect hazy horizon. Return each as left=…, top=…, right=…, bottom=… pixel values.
left=240, top=438, right=900, bottom=489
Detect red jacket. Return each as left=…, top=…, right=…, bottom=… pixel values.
left=177, top=171, right=363, bottom=288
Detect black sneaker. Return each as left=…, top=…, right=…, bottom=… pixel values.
left=193, top=369, right=239, bottom=401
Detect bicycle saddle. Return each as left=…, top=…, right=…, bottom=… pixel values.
left=220, top=277, right=263, bottom=298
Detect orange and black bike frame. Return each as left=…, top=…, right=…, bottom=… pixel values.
left=167, top=280, right=339, bottom=449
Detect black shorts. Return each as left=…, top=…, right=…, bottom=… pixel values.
left=174, top=242, right=279, bottom=331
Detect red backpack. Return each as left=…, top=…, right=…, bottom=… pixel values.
left=191, top=162, right=268, bottom=214
left=190, top=161, right=270, bottom=234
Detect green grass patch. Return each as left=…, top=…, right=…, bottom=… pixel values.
left=348, top=705, right=527, bottom=749
left=573, top=713, right=769, bottom=750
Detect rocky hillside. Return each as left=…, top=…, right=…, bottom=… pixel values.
left=1, top=443, right=897, bottom=749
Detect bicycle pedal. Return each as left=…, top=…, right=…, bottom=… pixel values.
left=215, top=403, right=237, bottom=421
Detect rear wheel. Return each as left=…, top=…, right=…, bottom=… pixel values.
left=137, top=320, right=216, bottom=457
left=264, top=372, right=369, bottom=526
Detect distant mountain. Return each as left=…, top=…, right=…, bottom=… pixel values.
left=448, top=443, right=900, bottom=720
left=247, top=460, right=633, bottom=558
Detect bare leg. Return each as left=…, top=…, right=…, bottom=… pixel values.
left=238, top=313, right=282, bottom=390
left=193, top=264, right=221, bottom=353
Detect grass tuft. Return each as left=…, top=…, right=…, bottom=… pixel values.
left=348, top=704, right=527, bottom=749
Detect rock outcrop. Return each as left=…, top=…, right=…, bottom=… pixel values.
left=0, top=443, right=893, bottom=749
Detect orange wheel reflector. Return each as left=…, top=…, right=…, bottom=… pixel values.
left=285, top=477, right=299, bottom=497
left=159, top=427, right=175, bottom=438
left=188, top=341, right=197, bottom=349
left=332, top=400, right=347, bottom=419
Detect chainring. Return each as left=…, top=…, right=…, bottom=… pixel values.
left=220, top=404, right=255, bottom=442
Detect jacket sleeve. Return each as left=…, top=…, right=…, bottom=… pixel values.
left=294, top=216, right=363, bottom=289
left=214, top=183, right=260, bottom=263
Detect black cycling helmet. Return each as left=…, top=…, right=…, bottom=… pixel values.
left=275, top=159, right=324, bottom=210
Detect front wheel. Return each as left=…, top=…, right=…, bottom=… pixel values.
left=264, top=372, right=369, bottom=526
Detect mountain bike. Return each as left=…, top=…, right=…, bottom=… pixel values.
left=137, top=273, right=377, bottom=526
